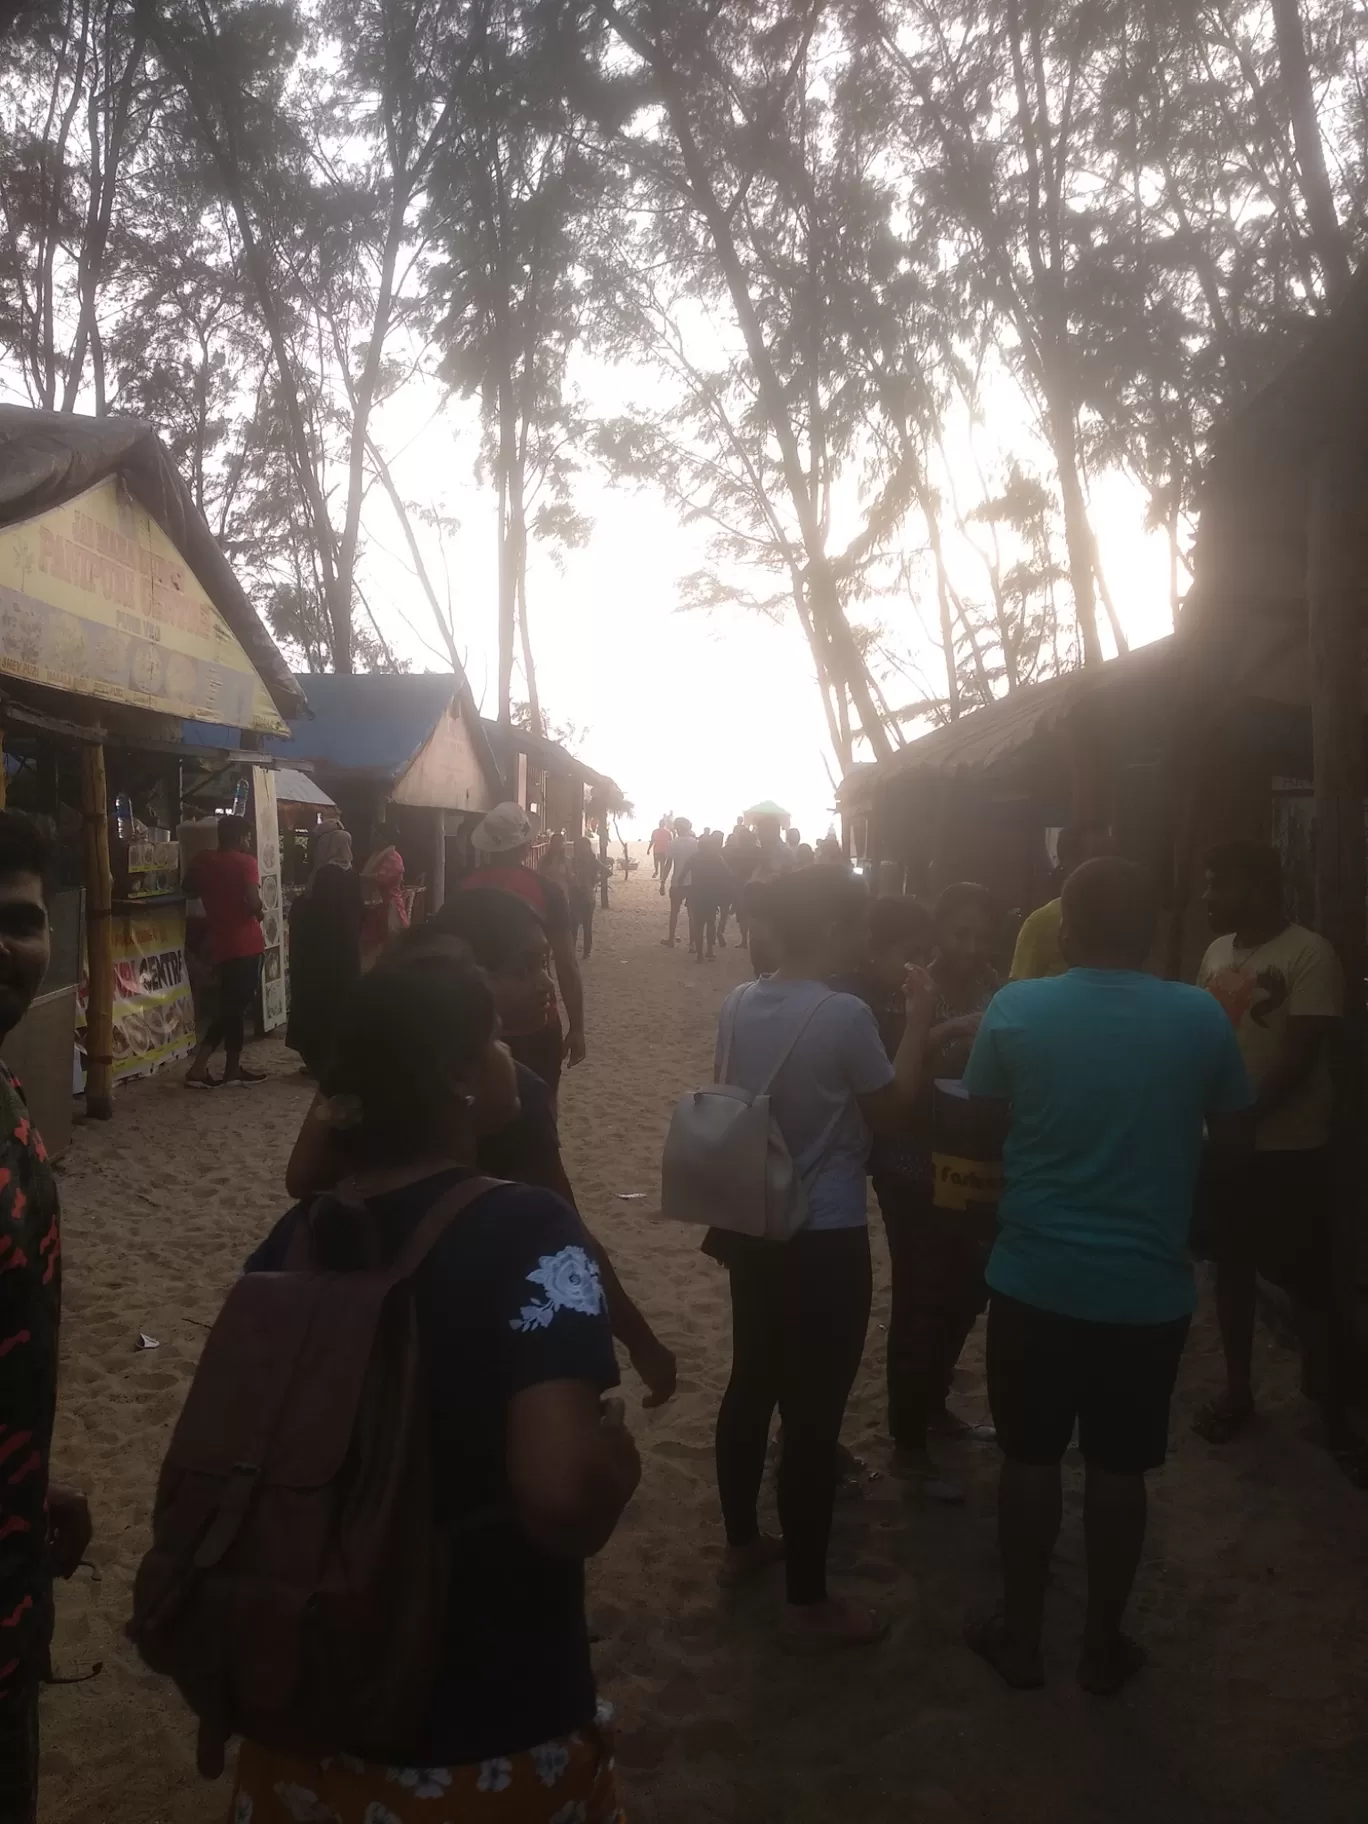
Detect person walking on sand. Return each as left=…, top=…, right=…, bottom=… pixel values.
left=569, top=836, right=605, bottom=959
left=651, top=816, right=673, bottom=885
left=463, top=802, right=586, bottom=1089
left=662, top=817, right=699, bottom=948
left=706, top=866, right=937, bottom=1651
left=1190, top=842, right=1363, bottom=1478
left=286, top=825, right=362, bottom=1079
left=184, top=815, right=267, bottom=1086
left=687, top=830, right=735, bottom=962
left=962, top=857, right=1252, bottom=1695
left=234, top=958, right=638, bottom=1823
left=0, top=812, right=93, bottom=1823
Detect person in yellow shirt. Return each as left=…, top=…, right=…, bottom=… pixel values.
left=1009, top=823, right=1116, bottom=980
left=1190, top=842, right=1361, bottom=1479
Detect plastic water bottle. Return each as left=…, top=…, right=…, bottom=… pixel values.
left=231, top=779, right=250, bottom=818
left=114, top=792, right=133, bottom=840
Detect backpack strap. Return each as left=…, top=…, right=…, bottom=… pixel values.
left=716, top=982, right=757, bottom=1085
left=286, top=1174, right=507, bottom=1278
left=757, top=990, right=837, bottom=1095
left=384, top=1174, right=506, bottom=1286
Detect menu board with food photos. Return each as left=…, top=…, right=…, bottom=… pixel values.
left=0, top=475, right=287, bottom=734
left=76, top=903, right=195, bottom=1081
left=252, top=765, right=287, bottom=1031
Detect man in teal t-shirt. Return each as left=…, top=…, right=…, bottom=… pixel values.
left=962, top=857, right=1251, bottom=1698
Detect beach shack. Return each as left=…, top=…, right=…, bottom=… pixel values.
left=267, top=672, right=504, bottom=915
left=481, top=720, right=625, bottom=839
left=0, top=407, right=305, bottom=1134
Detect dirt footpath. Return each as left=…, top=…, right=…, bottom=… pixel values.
left=43, top=865, right=1368, bottom=1822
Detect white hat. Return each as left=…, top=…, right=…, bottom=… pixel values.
left=471, top=801, right=540, bottom=854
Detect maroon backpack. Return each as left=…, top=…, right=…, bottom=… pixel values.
left=129, top=1176, right=497, bottom=1775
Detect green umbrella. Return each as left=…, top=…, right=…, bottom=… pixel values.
left=744, top=800, right=791, bottom=822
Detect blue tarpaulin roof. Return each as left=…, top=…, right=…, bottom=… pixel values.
left=262, top=672, right=504, bottom=794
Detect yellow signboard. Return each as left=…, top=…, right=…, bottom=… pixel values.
left=0, top=476, right=287, bottom=733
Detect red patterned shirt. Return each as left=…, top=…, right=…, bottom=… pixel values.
left=0, top=1064, right=60, bottom=1699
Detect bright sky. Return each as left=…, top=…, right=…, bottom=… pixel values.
left=375, top=391, right=1177, bottom=842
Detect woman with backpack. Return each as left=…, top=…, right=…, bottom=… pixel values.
left=284, top=890, right=678, bottom=1412
left=231, top=956, right=638, bottom=1823
left=707, top=866, right=935, bottom=1651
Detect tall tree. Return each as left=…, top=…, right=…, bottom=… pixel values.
left=429, top=0, right=599, bottom=726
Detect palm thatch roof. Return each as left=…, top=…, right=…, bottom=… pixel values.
left=0, top=405, right=304, bottom=722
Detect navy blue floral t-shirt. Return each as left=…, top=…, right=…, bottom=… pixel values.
left=246, top=1168, right=620, bottom=1764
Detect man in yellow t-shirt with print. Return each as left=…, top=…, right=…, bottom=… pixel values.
left=1191, top=841, right=1360, bottom=1477
left=1009, top=822, right=1116, bottom=980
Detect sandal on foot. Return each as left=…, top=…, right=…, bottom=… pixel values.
left=780, top=1597, right=889, bottom=1655
left=964, top=1612, right=1044, bottom=1689
left=1192, top=1396, right=1255, bottom=1445
left=1078, top=1633, right=1147, bottom=1696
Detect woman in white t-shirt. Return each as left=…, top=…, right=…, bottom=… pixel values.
left=707, top=866, right=934, bottom=1650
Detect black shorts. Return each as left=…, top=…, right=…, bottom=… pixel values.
left=987, top=1293, right=1190, bottom=1476
left=1190, top=1148, right=1333, bottom=1308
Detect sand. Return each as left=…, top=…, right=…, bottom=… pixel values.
left=42, top=857, right=1368, bottom=1822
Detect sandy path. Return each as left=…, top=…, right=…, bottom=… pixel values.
left=42, top=860, right=1368, bottom=1822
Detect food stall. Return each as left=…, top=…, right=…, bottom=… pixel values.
left=0, top=406, right=306, bottom=1127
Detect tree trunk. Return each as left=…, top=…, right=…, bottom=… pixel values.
left=1048, top=386, right=1104, bottom=665
left=1271, top=0, right=1351, bottom=301
left=516, top=554, right=542, bottom=734
left=925, top=497, right=960, bottom=720
left=496, top=364, right=518, bottom=722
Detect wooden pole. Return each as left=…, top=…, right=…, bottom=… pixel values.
left=1308, top=446, right=1366, bottom=1019
left=430, top=807, right=446, bottom=916
left=0, top=728, right=7, bottom=809
left=80, top=744, right=115, bottom=1120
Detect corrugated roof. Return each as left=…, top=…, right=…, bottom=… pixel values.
left=265, top=672, right=505, bottom=798
left=0, top=405, right=304, bottom=721
left=273, top=766, right=336, bottom=808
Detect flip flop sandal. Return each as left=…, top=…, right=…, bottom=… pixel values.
left=1192, top=1398, right=1255, bottom=1445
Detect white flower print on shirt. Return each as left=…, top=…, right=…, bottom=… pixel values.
left=477, top=1757, right=513, bottom=1793
left=233, top=1798, right=253, bottom=1824
left=530, top=1738, right=571, bottom=1788
left=271, top=1784, right=339, bottom=1823
left=509, top=1245, right=605, bottom=1333
left=361, top=1806, right=402, bottom=1824
left=385, top=1766, right=452, bottom=1801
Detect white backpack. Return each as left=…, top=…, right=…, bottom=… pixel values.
left=661, top=985, right=835, bottom=1241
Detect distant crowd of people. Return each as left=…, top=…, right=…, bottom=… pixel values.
left=0, top=797, right=1357, bottom=1821
left=649, top=811, right=842, bottom=962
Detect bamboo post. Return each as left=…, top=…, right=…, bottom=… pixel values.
left=1308, top=447, right=1366, bottom=1020
left=430, top=807, right=446, bottom=916
left=80, top=744, right=115, bottom=1120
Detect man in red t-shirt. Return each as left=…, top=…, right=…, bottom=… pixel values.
left=184, top=817, right=267, bottom=1086
left=462, top=802, right=585, bottom=1093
